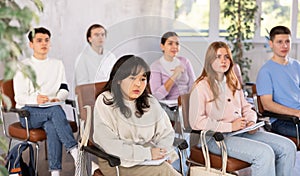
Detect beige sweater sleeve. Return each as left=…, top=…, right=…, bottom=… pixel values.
left=149, top=99, right=176, bottom=160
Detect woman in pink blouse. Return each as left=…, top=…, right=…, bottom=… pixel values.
left=189, top=41, right=295, bottom=176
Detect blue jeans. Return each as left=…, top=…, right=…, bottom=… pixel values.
left=271, top=119, right=300, bottom=137
left=20, top=105, right=77, bottom=171
left=203, top=131, right=296, bottom=176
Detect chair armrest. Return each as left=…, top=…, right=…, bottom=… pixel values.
left=173, top=137, right=188, bottom=150
left=65, top=99, right=76, bottom=108
left=191, top=130, right=225, bottom=141
left=5, top=108, right=30, bottom=117
left=244, top=82, right=255, bottom=86
left=191, top=130, right=201, bottom=134
left=262, top=110, right=300, bottom=124
left=212, top=132, right=224, bottom=141
left=2, top=107, right=31, bottom=140
left=83, top=145, right=121, bottom=167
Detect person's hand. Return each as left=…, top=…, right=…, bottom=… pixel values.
left=246, top=121, right=258, bottom=134
left=171, top=65, right=184, bottom=79
left=50, top=98, right=60, bottom=102
left=151, top=147, right=166, bottom=160
left=232, top=117, right=247, bottom=131
left=37, top=94, right=49, bottom=104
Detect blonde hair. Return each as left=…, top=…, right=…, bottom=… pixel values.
left=194, top=41, right=240, bottom=102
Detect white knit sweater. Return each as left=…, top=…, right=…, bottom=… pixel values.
left=13, top=56, right=69, bottom=108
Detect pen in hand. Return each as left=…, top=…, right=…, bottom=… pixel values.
left=234, top=111, right=242, bottom=118
left=37, top=92, right=49, bottom=104
left=232, top=111, right=247, bottom=131
left=149, top=141, right=167, bottom=160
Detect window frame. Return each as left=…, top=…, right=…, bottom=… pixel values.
left=176, top=0, right=300, bottom=43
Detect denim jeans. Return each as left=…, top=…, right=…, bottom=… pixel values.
left=202, top=131, right=296, bottom=176
left=271, top=119, right=300, bottom=137
left=20, top=105, right=77, bottom=171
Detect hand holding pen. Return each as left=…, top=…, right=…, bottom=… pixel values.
left=37, top=91, right=61, bottom=104
left=37, top=93, right=49, bottom=104
left=246, top=121, right=258, bottom=134
left=151, top=148, right=167, bottom=160
left=150, top=141, right=167, bottom=160
left=232, top=111, right=247, bottom=131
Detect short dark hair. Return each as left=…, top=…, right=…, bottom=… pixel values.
left=161, top=31, right=178, bottom=45
left=102, top=55, right=151, bottom=118
left=269, top=26, right=291, bottom=41
left=86, top=24, right=107, bottom=44
left=28, top=27, right=51, bottom=42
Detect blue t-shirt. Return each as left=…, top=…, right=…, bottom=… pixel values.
left=256, top=58, right=300, bottom=110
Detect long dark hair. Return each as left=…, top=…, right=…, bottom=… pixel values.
left=102, top=55, right=151, bottom=118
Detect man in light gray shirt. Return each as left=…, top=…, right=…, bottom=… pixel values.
left=75, top=24, right=117, bottom=85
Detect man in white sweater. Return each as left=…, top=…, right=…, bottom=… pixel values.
left=13, top=27, right=78, bottom=176
left=74, top=24, right=117, bottom=85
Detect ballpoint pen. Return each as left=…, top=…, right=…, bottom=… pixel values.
left=149, top=141, right=172, bottom=155
left=234, top=111, right=242, bottom=118
left=149, top=140, right=158, bottom=147
left=235, top=111, right=249, bottom=125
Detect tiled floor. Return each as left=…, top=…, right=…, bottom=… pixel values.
left=25, top=141, right=75, bottom=176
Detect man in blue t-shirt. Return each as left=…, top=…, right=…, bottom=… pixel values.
left=256, top=26, right=300, bottom=137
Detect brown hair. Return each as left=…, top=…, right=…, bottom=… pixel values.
left=86, top=24, right=106, bottom=44
left=161, top=31, right=178, bottom=45
left=269, top=26, right=291, bottom=41
left=194, top=41, right=240, bottom=102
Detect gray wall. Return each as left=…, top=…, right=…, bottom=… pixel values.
left=2, top=0, right=299, bottom=97
left=27, top=0, right=177, bottom=97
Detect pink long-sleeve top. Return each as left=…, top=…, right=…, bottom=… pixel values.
left=189, top=78, right=257, bottom=133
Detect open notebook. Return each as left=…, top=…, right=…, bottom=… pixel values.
left=138, top=156, right=169, bottom=166
left=26, top=101, right=64, bottom=108
left=227, top=121, right=265, bottom=137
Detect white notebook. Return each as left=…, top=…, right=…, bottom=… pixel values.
left=138, top=156, right=169, bottom=166
left=26, top=101, right=64, bottom=108
left=227, top=121, right=265, bottom=137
